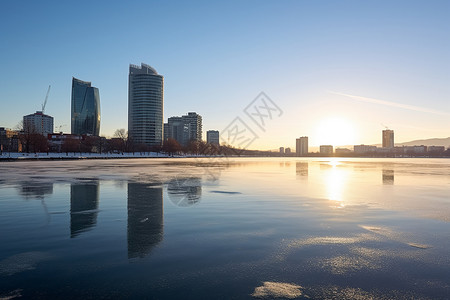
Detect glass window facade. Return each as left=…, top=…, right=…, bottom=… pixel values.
left=71, top=77, right=101, bottom=136
left=128, top=64, right=164, bottom=146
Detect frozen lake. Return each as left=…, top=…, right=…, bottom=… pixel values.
left=1, top=158, right=449, bottom=299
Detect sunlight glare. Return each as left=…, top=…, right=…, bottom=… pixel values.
left=315, top=117, right=356, bottom=146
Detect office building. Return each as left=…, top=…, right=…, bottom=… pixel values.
left=382, top=129, right=394, bottom=148
left=23, top=111, right=54, bottom=136
left=128, top=63, right=164, bottom=146
left=296, top=136, right=308, bottom=156
left=166, top=112, right=202, bottom=146
left=207, top=130, right=219, bottom=145
left=71, top=77, right=100, bottom=136
left=285, top=147, right=291, bottom=154
left=320, top=145, right=333, bottom=155
left=279, top=147, right=284, bottom=154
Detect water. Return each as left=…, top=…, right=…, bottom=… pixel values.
left=0, top=158, right=449, bottom=299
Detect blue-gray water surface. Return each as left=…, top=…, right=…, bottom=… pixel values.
left=0, top=158, right=449, bottom=299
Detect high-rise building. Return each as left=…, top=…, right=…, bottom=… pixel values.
left=128, top=63, right=164, bottom=146
left=71, top=77, right=100, bottom=136
left=23, top=111, right=54, bottom=136
left=279, top=147, right=285, bottom=154
left=166, top=112, right=202, bottom=146
left=296, top=136, right=308, bottom=156
left=207, top=130, right=219, bottom=145
left=382, top=129, right=394, bottom=148
left=183, top=112, right=202, bottom=143
left=167, top=116, right=184, bottom=144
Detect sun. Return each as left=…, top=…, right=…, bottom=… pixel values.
left=315, top=117, right=356, bottom=146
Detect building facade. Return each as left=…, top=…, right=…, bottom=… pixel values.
left=166, top=112, right=202, bottom=146
left=23, top=111, right=54, bottom=136
left=296, top=136, right=308, bottom=156
left=382, top=129, right=394, bottom=148
left=71, top=77, right=101, bottom=136
left=206, top=130, right=219, bottom=145
left=320, top=145, right=333, bottom=155
left=128, top=63, right=164, bottom=146
left=354, top=144, right=377, bottom=154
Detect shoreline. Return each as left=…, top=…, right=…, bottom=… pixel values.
left=1, top=152, right=448, bottom=161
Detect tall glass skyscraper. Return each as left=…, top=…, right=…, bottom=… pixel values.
left=71, top=77, right=100, bottom=136
left=128, top=63, right=164, bottom=146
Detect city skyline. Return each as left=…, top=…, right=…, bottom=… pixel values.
left=0, top=1, right=449, bottom=149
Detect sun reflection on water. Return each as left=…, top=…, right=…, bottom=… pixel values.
left=323, top=160, right=348, bottom=208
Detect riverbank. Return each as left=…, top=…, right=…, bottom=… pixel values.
left=0, top=152, right=172, bottom=161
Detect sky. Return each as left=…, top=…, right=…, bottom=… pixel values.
left=0, top=0, right=449, bottom=150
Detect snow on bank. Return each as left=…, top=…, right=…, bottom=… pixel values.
left=0, top=152, right=171, bottom=160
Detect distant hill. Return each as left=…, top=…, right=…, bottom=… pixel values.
left=396, top=137, right=450, bottom=147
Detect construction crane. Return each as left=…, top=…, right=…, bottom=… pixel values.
left=41, top=85, right=51, bottom=114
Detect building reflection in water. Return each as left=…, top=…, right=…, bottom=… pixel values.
left=296, top=162, right=308, bottom=179
left=70, top=181, right=99, bottom=238
left=167, top=177, right=202, bottom=207
left=382, top=168, right=395, bottom=185
left=18, top=181, right=54, bottom=225
left=18, top=181, right=54, bottom=199
left=127, top=182, right=163, bottom=259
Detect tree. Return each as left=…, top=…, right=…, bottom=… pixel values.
left=163, top=138, right=181, bottom=156
left=16, top=120, right=49, bottom=153
left=113, top=129, right=132, bottom=152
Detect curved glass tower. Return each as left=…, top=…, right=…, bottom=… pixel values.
left=128, top=63, right=164, bottom=146
left=71, top=77, right=101, bottom=136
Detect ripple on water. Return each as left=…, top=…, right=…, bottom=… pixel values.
left=0, top=252, right=49, bottom=276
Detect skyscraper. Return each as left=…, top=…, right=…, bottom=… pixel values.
left=128, top=63, right=164, bottom=146
left=382, top=129, right=394, bottom=148
left=296, top=136, right=308, bottom=156
left=71, top=78, right=100, bottom=136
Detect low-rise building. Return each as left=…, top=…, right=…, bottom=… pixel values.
left=320, top=145, right=333, bottom=155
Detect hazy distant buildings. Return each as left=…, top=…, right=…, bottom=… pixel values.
left=279, top=147, right=284, bottom=154
left=128, top=63, right=164, bottom=146
left=285, top=147, right=291, bottom=154
left=71, top=77, right=100, bottom=136
left=296, top=136, right=308, bottom=156
left=335, top=148, right=351, bottom=154
left=166, top=112, right=202, bottom=146
left=23, top=111, right=54, bottom=136
left=320, top=145, right=333, bottom=155
left=382, top=129, right=394, bottom=148
left=354, top=144, right=377, bottom=154
left=207, top=130, right=219, bottom=145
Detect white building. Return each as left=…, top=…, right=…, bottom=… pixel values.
left=128, top=63, right=164, bottom=146
left=23, top=111, right=54, bottom=136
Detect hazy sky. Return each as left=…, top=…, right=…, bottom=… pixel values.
left=1, top=0, right=449, bottom=149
